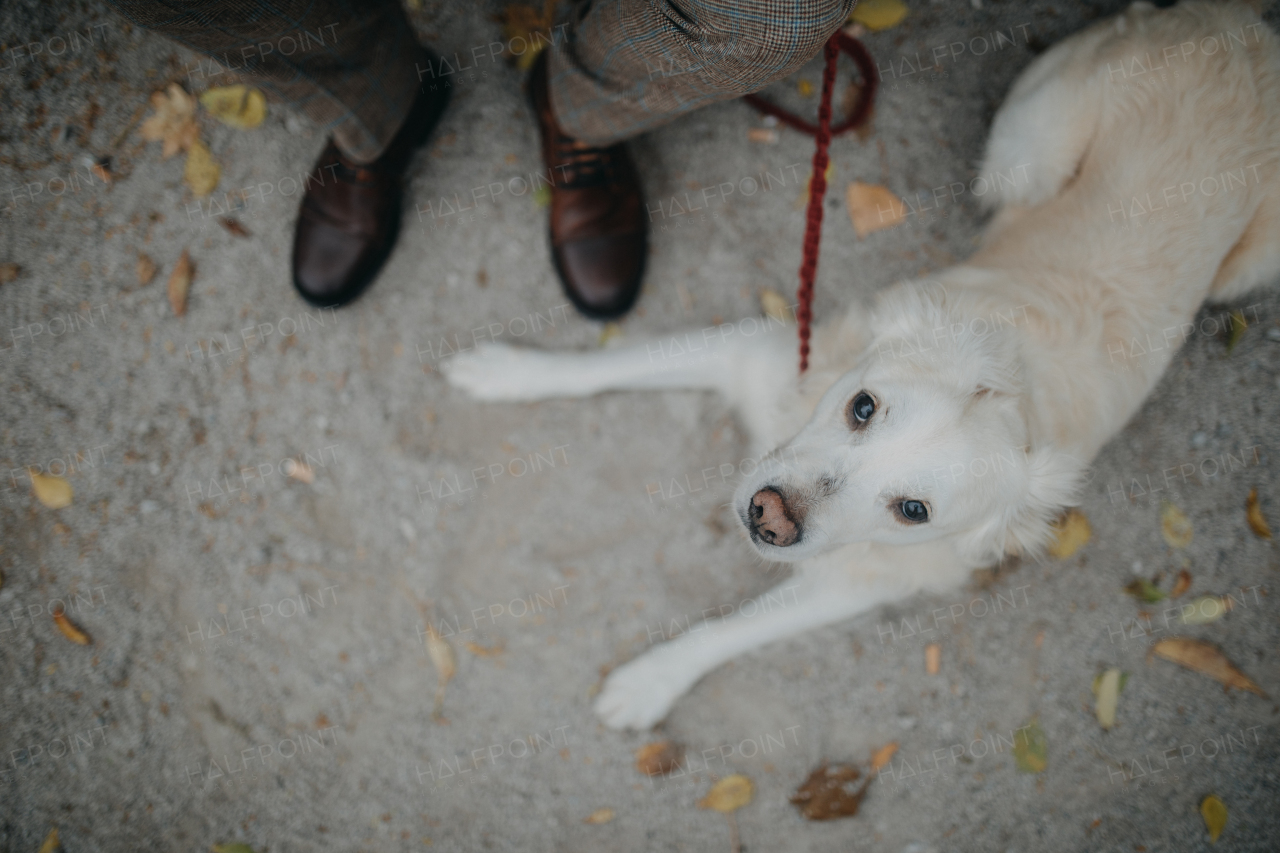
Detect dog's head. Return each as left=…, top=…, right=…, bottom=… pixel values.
left=735, top=283, right=1084, bottom=565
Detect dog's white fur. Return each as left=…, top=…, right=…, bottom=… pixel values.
left=444, top=1, right=1280, bottom=730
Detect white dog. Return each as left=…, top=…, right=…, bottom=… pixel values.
left=444, top=0, right=1280, bottom=730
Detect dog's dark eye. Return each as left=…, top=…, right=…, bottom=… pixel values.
left=848, top=392, right=875, bottom=426
left=899, top=500, right=929, bottom=523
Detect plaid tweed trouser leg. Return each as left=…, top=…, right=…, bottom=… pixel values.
left=548, top=0, right=857, bottom=145
left=107, top=0, right=426, bottom=163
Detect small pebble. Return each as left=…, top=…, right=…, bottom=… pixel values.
left=1190, top=431, right=1208, bottom=449
left=1266, top=327, right=1280, bottom=342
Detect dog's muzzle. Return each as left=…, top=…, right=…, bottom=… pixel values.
left=746, top=487, right=800, bottom=547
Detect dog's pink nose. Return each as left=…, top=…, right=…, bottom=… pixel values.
left=749, top=488, right=799, bottom=547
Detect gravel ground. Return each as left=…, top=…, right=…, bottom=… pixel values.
left=2, top=1, right=1278, bottom=851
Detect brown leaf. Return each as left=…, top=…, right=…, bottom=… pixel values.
left=219, top=217, right=250, bottom=238
left=582, top=807, right=615, bottom=825
left=1171, top=569, right=1192, bottom=599
left=1151, top=638, right=1266, bottom=696
left=53, top=609, right=92, bottom=645
left=1047, top=508, right=1091, bottom=558
left=136, top=254, right=157, bottom=285
left=463, top=640, right=505, bottom=657
left=285, top=459, right=314, bottom=484
left=790, top=764, right=868, bottom=820
left=634, top=740, right=684, bottom=777
left=0, top=262, right=20, bottom=284
left=167, top=250, right=193, bottom=316
left=869, top=741, right=898, bottom=771
left=1246, top=488, right=1271, bottom=539
left=91, top=158, right=112, bottom=183
left=747, top=127, right=779, bottom=144
left=846, top=182, right=905, bottom=238
left=925, top=643, right=941, bottom=675
left=424, top=622, right=456, bottom=720
left=140, top=84, right=198, bottom=158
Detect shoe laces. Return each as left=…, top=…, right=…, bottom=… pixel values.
left=552, top=133, right=619, bottom=189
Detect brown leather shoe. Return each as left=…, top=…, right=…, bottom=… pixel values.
left=528, top=53, right=647, bottom=320
left=292, top=72, right=450, bottom=308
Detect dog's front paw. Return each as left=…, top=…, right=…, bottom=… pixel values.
left=594, top=650, right=695, bottom=731
left=439, top=343, right=552, bottom=402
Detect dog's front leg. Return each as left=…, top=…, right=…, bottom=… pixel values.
left=593, top=562, right=911, bottom=730
left=441, top=324, right=792, bottom=403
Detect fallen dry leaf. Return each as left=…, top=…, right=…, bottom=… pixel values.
left=30, top=471, right=73, bottom=509
left=200, top=85, right=267, bottom=129
left=925, top=642, right=941, bottom=675
left=167, top=250, right=193, bottom=316
left=1151, top=638, right=1265, bottom=696
left=91, top=158, right=112, bottom=183
left=0, top=262, right=20, bottom=284
left=136, top=253, right=157, bottom=285
left=1201, top=794, right=1228, bottom=843
left=635, top=740, right=683, bottom=777
left=747, top=127, right=778, bottom=144
left=869, top=741, right=898, bottom=772
left=1171, top=568, right=1192, bottom=599
left=184, top=139, right=220, bottom=198
left=790, top=763, right=868, bottom=820
left=1012, top=718, right=1047, bottom=773
left=846, top=182, right=905, bottom=238
left=38, top=827, right=59, bottom=853
left=1180, top=595, right=1231, bottom=626
left=1246, top=488, right=1271, bottom=539
left=463, top=640, right=505, bottom=657
left=1094, top=667, right=1122, bottom=730
left=760, top=287, right=792, bottom=323
left=850, top=0, right=908, bottom=31
left=140, top=83, right=198, bottom=158
left=424, top=622, right=456, bottom=720
left=1047, top=508, right=1091, bottom=558
left=698, top=774, right=753, bottom=813
left=1160, top=501, right=1193, bottom=549
left=582, top=807, right=615, bottom=825
left=219, top=217, right=250, bottom=238
left=53, top=609, right=92, bottom=645
left=797, top=79, right=815, bottom=98
left=285, top=459, right=314, bottom=484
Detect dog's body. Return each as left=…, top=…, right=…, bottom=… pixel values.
left=445, top=1, right=1280, bottom=729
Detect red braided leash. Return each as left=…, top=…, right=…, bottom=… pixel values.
left=744, top=31, right=878, bottom=373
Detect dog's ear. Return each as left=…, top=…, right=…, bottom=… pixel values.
left=956, top=446, right=1085, bottom=565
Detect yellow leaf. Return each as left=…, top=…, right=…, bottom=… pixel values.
left=167, top=250, right=194, bottom=317
left=924, top=642, right=940, bottom=675
left=1201, top=794, right=1227, bottom=843
left=38, top=827, right=59, bottom=853
left=1246, top=488, right=1271, bottom=538
left=1160, top=501, right=1193, bottom=549
left=30, top=471, right=73, bottom=509
left=797, top=79, right=815, bottom=98
left=1047, top=508, right=1091, bottom=558
left=1180, top=595, right=1230, bottom=625
left=846, top=182, right=905, bottom=238
left=582, top=807, right=615, bottom=825
left=199, top=85, right=267, bottom=129
left=1225, top=309, right=1247, bottom=353
left=698, top=774, right=754, bottom=813
left=500, top=2, right=560, bottom=72
left=598, top=322, right=622, bottom=347
left=211, top=845, right=257, bottom=853
left=141, top=83, right=198, bottom=158
left=53, top=609, right=92, bottom=645
left=1095, top=667, right=1121, bottom=730
left=184, top=140, right=220, bottom=198
left=850, top=0, right=908, bottom=32
left=1012, top=718, right=1047, bottom=773
left=1151, top=638, right=1265, bottom=696
left=759, top=288, right=793, bottom=323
